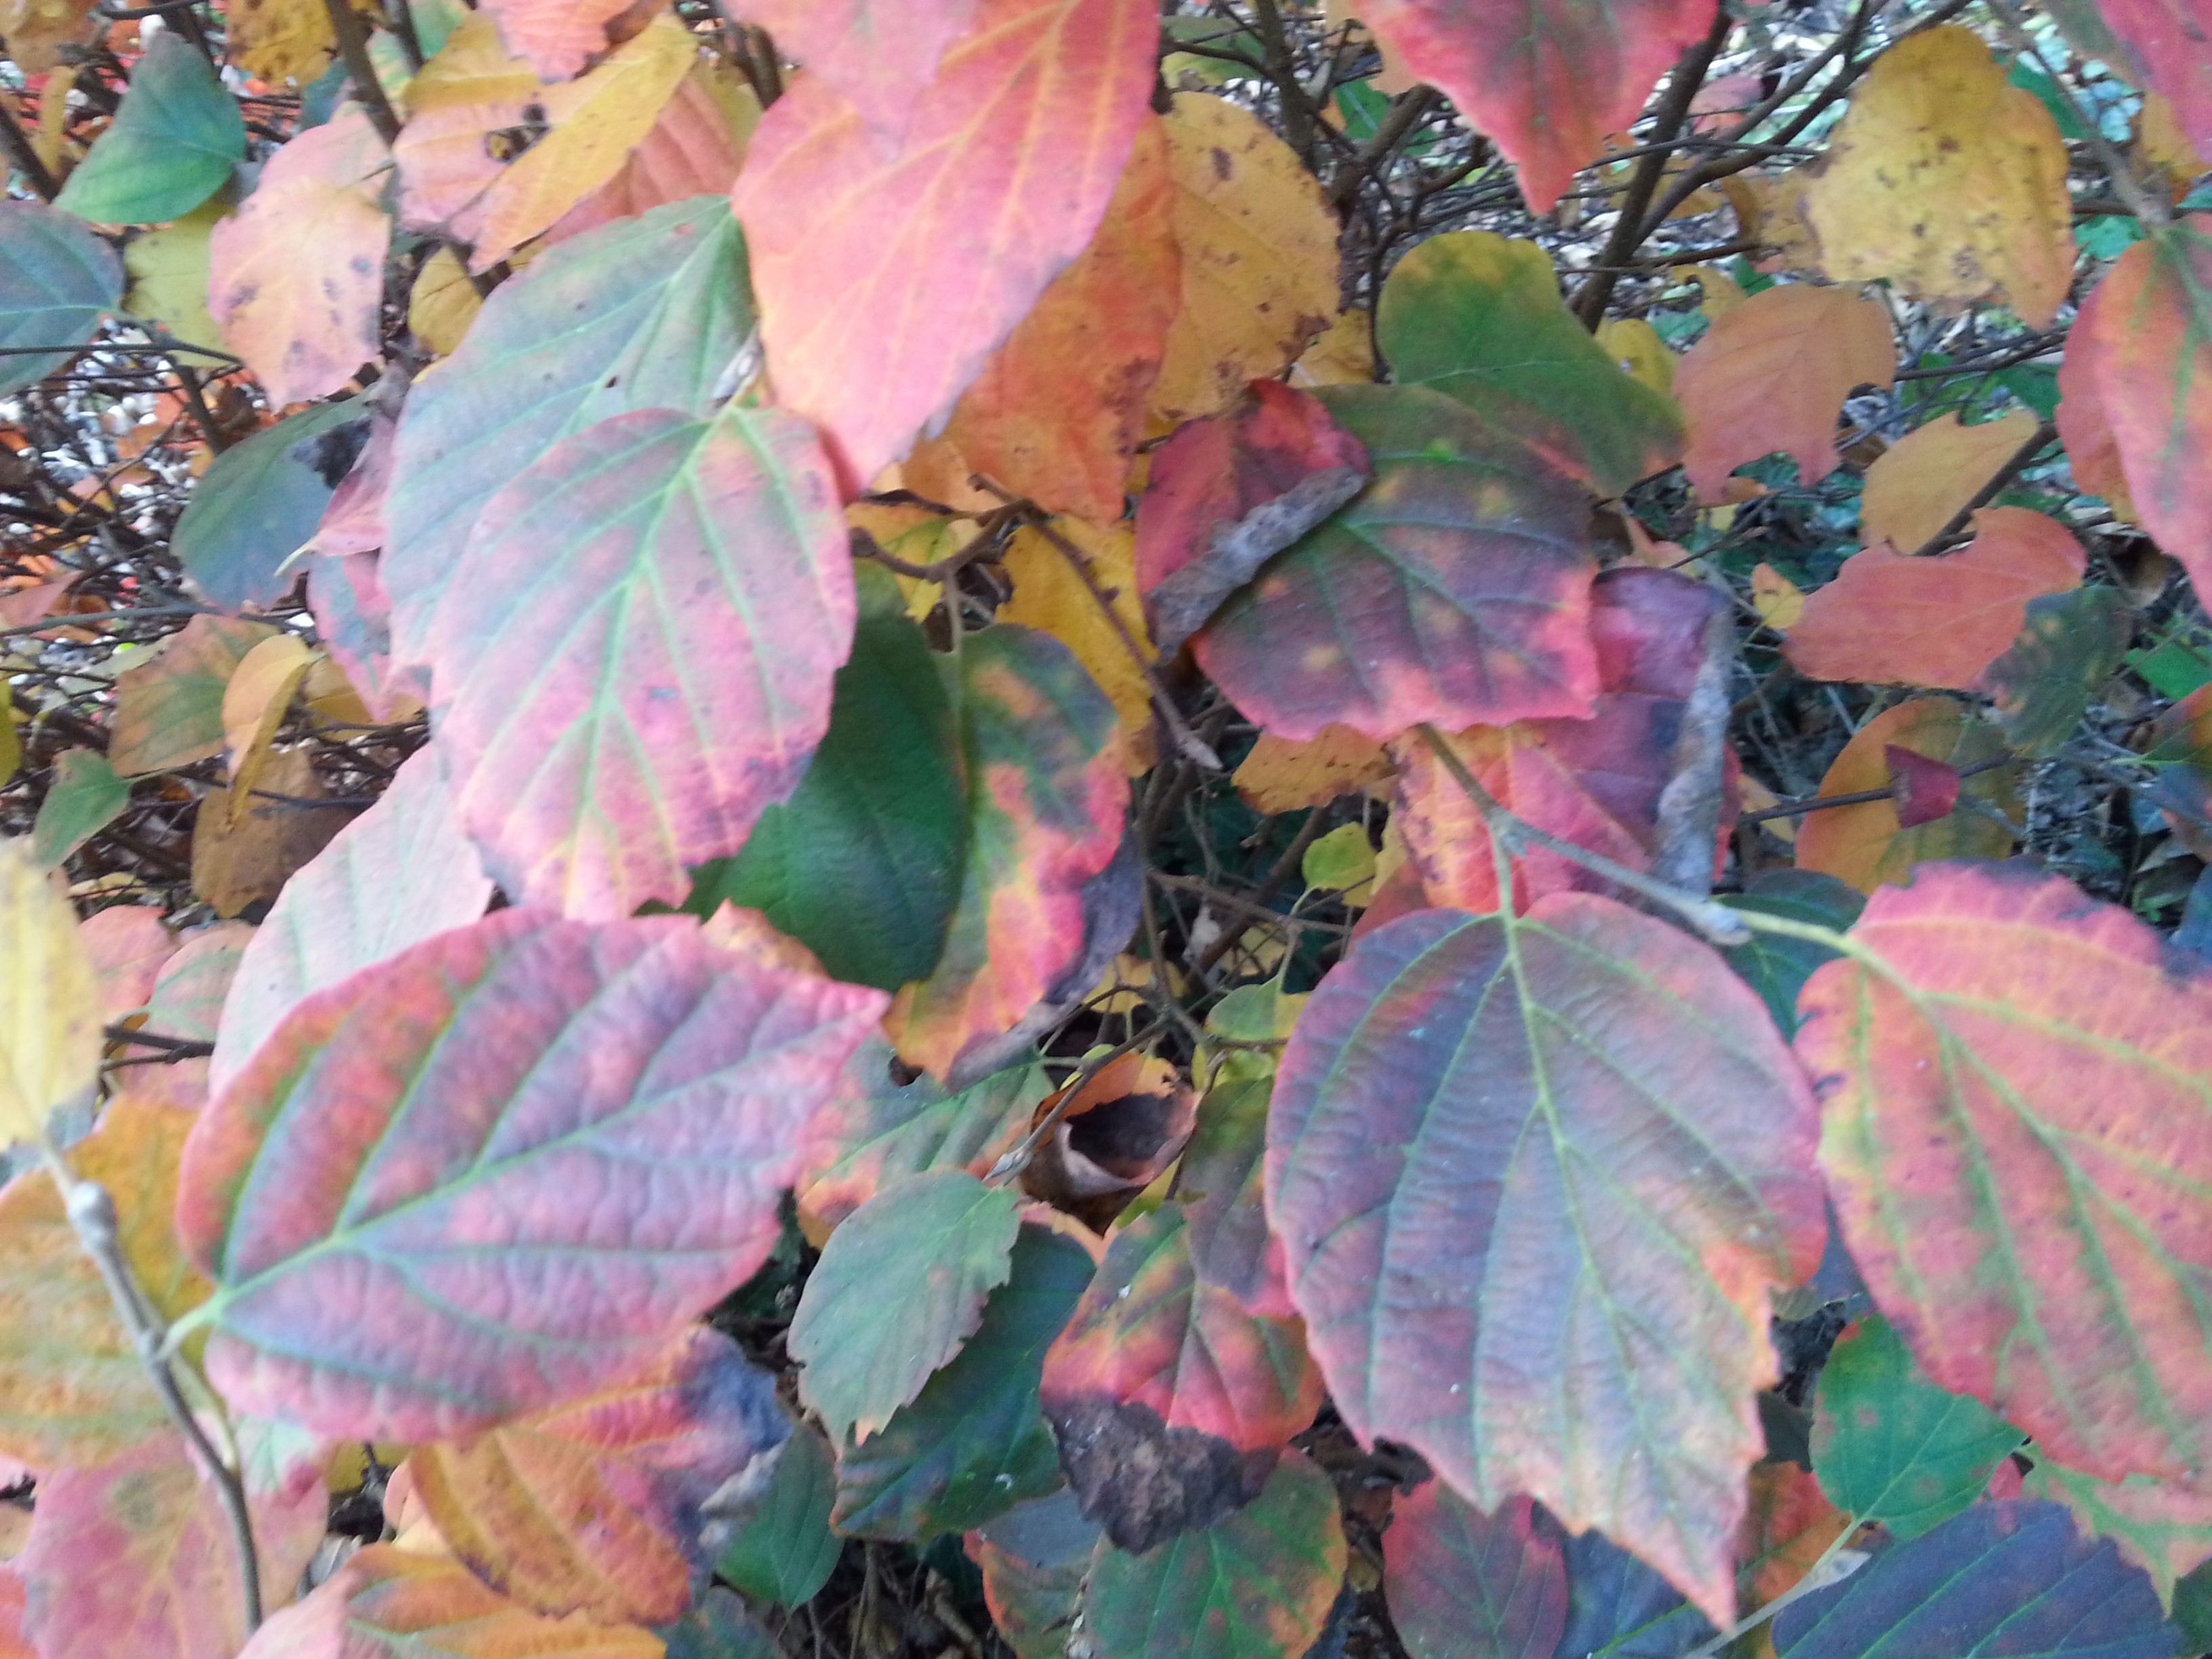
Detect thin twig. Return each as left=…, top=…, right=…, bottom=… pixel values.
left=1906, top=419, right=2059, bottom=556
left=0, top=96, right=62, bottom=201
left=1650, top=594, right=1737, bottom=893
left=323, top=0, right=403, bottom=146
left=102, top=1025, right=216, bottom=1057
left=1739, top=755, right=2014, bottom=824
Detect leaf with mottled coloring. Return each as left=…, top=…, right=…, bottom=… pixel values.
left=1382, top=1488, right=1567, bottom=1659
left=726, top=0, right=977, bottom=136
left=1812, top=1315, right=2025, bottom=1539
left=211, top=743, right=491, bottom=1097
left=1859, top=409, right=2041, bottom=554
left=108, top=617, right=279, bottom=777
left=1352, top=0, right=1718, bottom=212
left=409, top=1327, right=783, bottom=1624
left=945, top=116, right=1179, bottom=524
left=1389, top=567, right=1727, bottom=914
left=998, top=520, right=1158, bottom=773
left=1793, top=699, right=2018, bottom=893
left=794, top=1040, right=1044, bottom=1243
left=224, top=0, right=333, bottom=83
left=52, top=34, right=244, bottom=226
left=0, top=839, right=99, bottom=1143
left=78, top=905, right=176, bottom=1021
left=0, top=1093, right=203, bottom=1468
left=546, top=64, right=756, bottom=244
left=18, top=1430, right=327, bottom=1659
left=789, top=1168, right=1024, bottom=1442
left=426, top=404, right=851, bottom=921
left=2022, top=1458, right=2212, bottom=1609
left=1233, top=726, right=1394, bottom=816
left=1185, top=384, right=1597, bottom=741
left=146, top=922, right=255, bottom=1048
left=478, top=0, right=656, bottom=80
left=174, top=399, right=366, bottom=613
left=2094, top=0, right=2212, bottom=159
left=382, top=193, right=750, bottom=666
left=1801, top=28, right=2073, bottom=327
left=2060, top=218, right=2212, bottom=594
left=0, top=200, right=123, bottom=397
left=1145, top=93, right=1341, bottom=434
left=731, top=0, right=1155, bottom=486
left=883, top=623, right=1128, bottom=1082
left=175, top=908, right=886, bottom=1439
left=1078, top=1450, right=1346, bottom=1659
left=1784, top=507, right=2084, bottom=691
left=1555, top=1523, right=1717, bottom=1659
left=190, top=750, right=347, bottom=920
left=209, top=107, right=390, bottom=408
left=236, top=1543, right=664, bottom=1658
left=713, top=1422, right=841, bottom=1606
left=832, top=1224, right=1092, bottom=1539
left=220, top=634, right=314, bottom=824
left=1378, top=230, right=1684, bottom=497
left=1772, top=1500, right=2171, bottom=1659
left=122, top=199, right=227, bottom=356
left=1267, top=899, right=1826, bottom=1625
left=1797, top=862, right=2212, bottom=1493
left=1676, top=283, right=1895, bottom=501
left=1977, top=587, right=2136, bottom=760
left=1738, top=1462, right=1853, bottom=1652
left=29, top=750, right=128, bottom=869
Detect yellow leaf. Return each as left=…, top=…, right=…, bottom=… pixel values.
left=1737, top=774, right=1795, bottom=845
left=123, top=197, right=231, bottom=355
left=1721, top=173, right=1821, bottom=274
left=0, top=706, right=18, bottom=789
left=407, top=245, right=482, bottom=357
left=1146, top=92, right=1340, bottom=434
left=1290, top=310, right=1376, bottom=388
left=1689, top=267, right=1744, bottom=319
left=227, top=0, right=337, bottom=83
left=0, top=838, right=100, bottom=1142
left=192, top=749, right=346, bottom=919
left=1859, top=407, right=2039, bottom=553
left=300, top=651, right=374, bottom=728
left=1595, top=316, right=1675, bottom=395
left=999, top=518, right=1159, bottom=775
left=1232, top=724, right=1394, bottom=815
left=1801, top=26, right=2074, bottom=328
left=1750, top=562, right=1805, bottom=630
left=70, top=1091, right=210, bottom=1326
left=221, top=633, right=315, bottom=825
left=34, top=65, right=77, bottom=176
left=2135, top=91, right=2208, bottom=201
left=0, top=0, right=92, bottom=74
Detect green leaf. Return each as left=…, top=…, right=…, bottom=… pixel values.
left=54, top=35, right=243, bottom=225
left=1377, top=230, right=1685, bottom=497
left=0, top=201, right=123, bottom=397
left=108, top=615, right=279, bottom=777
left=384, top=194, right=753, bottom=665
left=713, top=1423, right=842, bottom=1607
left=173, top=400, right=367, bottom=612
left=1719, top=871, right=1865, bottom=1037
left=657, top=1589, right=783, bottom=1659
left=1078, top=1450, right=1347, bottom=1659
left=832, top=1225, right=1091, bottom=1540
left=1299, top=823, right=1374, bottom=898
left=1811, top=1314, right=2025, bottom=1539
left=30, top=751, right=129, bottom=868
left=1978, top=586, right=2135, bottom=758
left=689, top=565, right=966, bottom=990
left=789, top=1168, right=1025, bottom=1442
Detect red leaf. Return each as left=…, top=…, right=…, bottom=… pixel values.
left=18, top=1431, right=326, bottom=1659
left=1382, top=1488, right=1568, bottom=1659
left=729, top=0, right=1155, bottom=488
left=1793, top=698, right=2018, bottom=894
left=176, top=908, right=886, bottom=1439
left=1268, top=899, right=1824, bottom=1624
left=728, top=0, right=978, bottom=138
left=884, top=624, right=1128, bottom=1082
left=1783, top=507, right=2085, bottom=690
left=1355, top=0, right=1719, bottom=212
left=77, top=905, right=176, bottom=1021
left=1883, top=745, right=1960, bottom=829
left=409, top=1326, right=782, bottom=1624
left=2062, top=220, right=2212, bottom=594
left=1389, top=567, right=1729, bottom=914
left=2093, top=0, right=2212, bottom=157
left=1676, top=283, right=1897, bottom=500
left=1186, top=384, right=1600, bottom=741
left=1134, top=379, right=1370, bottom=656
left=237, top=1544, right=663, bottom=1658
left=425, top=406, right=851, bottom=920
left=1796, top=862, right=2212, bottom=1486
left=479, top=0, right=655, bottom=79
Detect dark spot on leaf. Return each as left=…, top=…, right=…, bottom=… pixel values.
left=289, top=417, right=373, bottom=487
left=1210, top=146, right=1233, bottom=180
left=1048, top=1397, right=1273, bottom=1553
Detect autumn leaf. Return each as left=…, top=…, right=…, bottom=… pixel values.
left=425, top=404, right=851, bottom=920
left=1784, top=506, right=2085, bottom=690
left=1675, top=283, right=1895, bottom=500
left=173, top=398, right=367, bottom=612
left=1798, top=863, right=2212, bottom=1492
left=2083, top=0, right=2212, bottom=161
left=0, top=838, right=100, bottom=1142
left=1793, top=697, right=2019, bottom=893
left=109, top=616, right=281, bottom=776
left=1800, top=26, right=2074, bottom=328
left=0, top=201, right=122, bottom=398
left=121, top=197, right=228, bottom=356
left=209, top=106, right=391, bottom=409
left=1231, top=726, right=1394, bottom=816
left=52, top=34, right=244, bottom=226
left=175, top=909, right=886, bottom=1439
left=479, top=0, right=658, bottom=81
left=944, top=116, right=1179, bottom=525
left=1269, top=897, right=1825, bottom=1625
left=1859, top=408, right=2041, bottom=553
left=219, top=632, right=314, bottom=823
left=190, top=749, right=346, bottom=920
left=999, top=518, right=1160, bottom=773
left=1352, top=0, right=1717, bottom=211
left=545, top=62, right=756, bottom=244
left=1382, top=1489, right=1568, bottom=1659
left=726, top=0, right=978, bottom=137
left=2022, top=1458, right=2212, bottom=1607
left=224, top=0, right=333, bottom=84
left=77, top=905, right=176, bottom=1022
left=731, top=0, right=1156, bottom=487
left=1145, top=93, right=1341, bottom=434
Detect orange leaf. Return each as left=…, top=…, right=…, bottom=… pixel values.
left=1736, top=1462, right=1851, bottom=1658
left=731, top=0, right=1156, bottom=489
left=1858, top=408, right=2040, bottom=554
left=1793, top=697, right=2018, bottom=893
left=1784, top=506, right=2084, bottom=690
left=1675, top=283, right=1894, bottom=501
left=943, top=115, right=1179, bottom=523
left=1231, top=725, right=1394, bottom=816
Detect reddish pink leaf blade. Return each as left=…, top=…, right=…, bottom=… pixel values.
left=1382, top=1488, right=1568, bottom=1659
left=2094, top=0, right=2212, bottom=156
left=729, top=0, right=979, bottom=137
left=1356, top=0, right=1719, bottom=211
left=730, top=0, right=1155, bottom=489
left=1883, top=744, right=1961, bottom=829
left=480, top=0, right=653, bottom=79
left=1796, top=862, right=2212, bottom=1486
left=546, top=73, right=750, bottom=245
left=176, top=908, right=886, bottom=1439
left=77, top=905, right=176, bottom=1021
